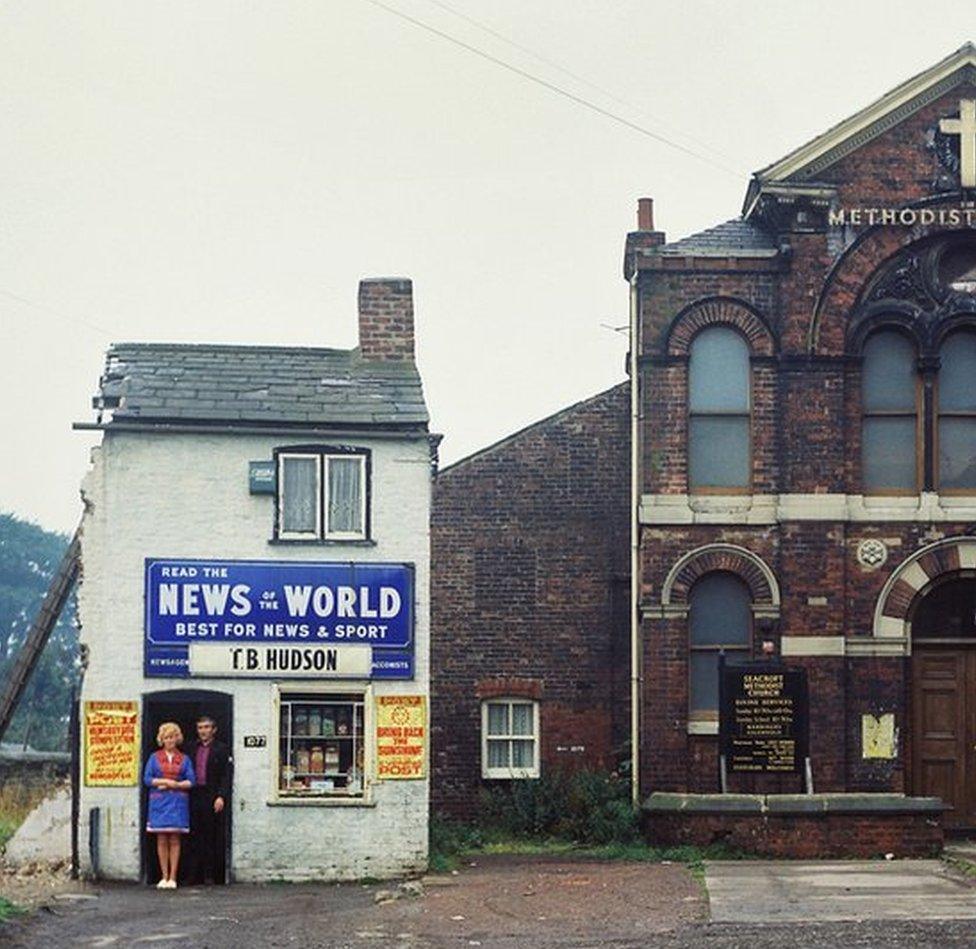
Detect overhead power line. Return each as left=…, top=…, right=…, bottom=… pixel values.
left=361, top=0, right=744, bottom=179
left=423, top=0, right=744, bottom=170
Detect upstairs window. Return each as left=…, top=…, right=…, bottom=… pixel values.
left=689, top=572, right=752, bottom=720
left=688, top=327, right=751, bottom=491
left=938, top=332, right=976, bottom=492
left=861, top=331, right=919, bottom=494
left=276, top=449, right=368, bottom=540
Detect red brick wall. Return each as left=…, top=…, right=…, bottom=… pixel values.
left=646, top=810, right=942, bottom=858
left=430, top=385, right=631, bottom=817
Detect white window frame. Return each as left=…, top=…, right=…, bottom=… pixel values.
left=276, top=452, right=322, bottom=540
left=275, top=449, right=368, bottom=542
left=481, top=698, right=540, bottom=780
left=323, top=454, right=368, bottom=540
left=270, top=683, right=374, bottom=806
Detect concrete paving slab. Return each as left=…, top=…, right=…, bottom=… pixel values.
left=705, top=859, right=976, bottom=923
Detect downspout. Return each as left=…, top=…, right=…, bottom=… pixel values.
left=629, top=269, right=642, bottom=809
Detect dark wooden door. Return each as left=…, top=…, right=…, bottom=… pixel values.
left=912, top=648, right=976, bottom=828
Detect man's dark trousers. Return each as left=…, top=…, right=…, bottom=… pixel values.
left=185, top=739, right=231, bottom=884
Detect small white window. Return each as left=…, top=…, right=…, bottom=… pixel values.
left=325, top=455, right=366, bottom=538
left=276, top=449, right=368, bottom=541
left=278, top=453, right=321, bottom=539
left=275, top=690, right=368, bottom=800
left=481, top=699, right=539, bottom=779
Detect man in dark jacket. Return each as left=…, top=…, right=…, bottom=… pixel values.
left=185, top=715, right=231, bottom=884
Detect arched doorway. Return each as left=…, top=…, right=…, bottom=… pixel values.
left=911, top=576, right=976, bottom=829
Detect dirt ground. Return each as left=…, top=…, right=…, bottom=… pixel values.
left=1, top=854, right=705, bottom=947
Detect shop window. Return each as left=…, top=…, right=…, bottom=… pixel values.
left=688, top=326, right=751, bottom=491
left=938, top=332, right=976, bottom=492
left=688, top=572, right=752, bottom=720
left=861, top=331, right=919, bottom=493
left=481, top=699, right=539, bottom=779
left=276, top=449, right=368, bottom=540
left=277, top=691, right=366, bottom=799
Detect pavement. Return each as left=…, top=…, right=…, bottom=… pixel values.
left=705, top=859, right=976, bottom=923
left=4, top=855, right=976, bottom=947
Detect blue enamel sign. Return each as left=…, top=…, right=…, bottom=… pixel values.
left=144, top=559, right=414, bottom=680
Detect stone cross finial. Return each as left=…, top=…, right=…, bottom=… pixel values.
left=940, top=99, right=976, bottom=188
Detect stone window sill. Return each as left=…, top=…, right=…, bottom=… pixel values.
left=266, top=796, right=376, bottom=808
left=268, top=538, right=377, bottom=547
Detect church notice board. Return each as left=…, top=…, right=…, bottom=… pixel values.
left=83, top=700, right=140, bottom=786
left=719, top=662, right=808, bottom=774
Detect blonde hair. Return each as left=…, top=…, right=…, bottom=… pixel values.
left=156, top=722, right=184, bottom=746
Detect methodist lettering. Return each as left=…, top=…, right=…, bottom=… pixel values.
left=828, top=206, right=976, bottom=227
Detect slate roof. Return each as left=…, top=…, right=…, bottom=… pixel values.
left=654, top=218, right=777, bottom=257
left=93, top=342, right=429, bottom=428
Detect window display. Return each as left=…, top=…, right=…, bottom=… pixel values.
left=278, top=692, right=366, bottom=797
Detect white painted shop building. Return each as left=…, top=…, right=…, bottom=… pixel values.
left=73, top=278, right=433, bottom=882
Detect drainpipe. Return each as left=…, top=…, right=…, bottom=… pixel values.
left=629, top=268, right=641, bottom=809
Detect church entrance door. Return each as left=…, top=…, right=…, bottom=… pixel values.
left=911, top=577, right=976, bottom=830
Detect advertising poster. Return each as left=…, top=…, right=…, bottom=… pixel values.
left=84, top=700, right=140, bottom=786
left=375, top=695, right=427, bottom=779
left=144, top=558, right=415, bottom=680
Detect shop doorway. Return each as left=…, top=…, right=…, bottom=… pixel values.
left=911, top=577, right=976, bottom=830
left=141, top=689, right=233, bottom=884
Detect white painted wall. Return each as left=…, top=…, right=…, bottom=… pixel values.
left=77, top=429, right=430, bottom=881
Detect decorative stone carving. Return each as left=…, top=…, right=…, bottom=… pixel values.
left=857, top=538, right=888, bottom=569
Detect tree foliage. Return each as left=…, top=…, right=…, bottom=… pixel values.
left=0, top=512, right=80, bottom=751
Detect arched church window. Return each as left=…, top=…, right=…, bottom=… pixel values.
left=688, top=572, right=752, bottom=719
left=688, top=327, right=750, bottom=490
left=938, top=331, right=976, bottom=491
left=861, top=331, right=919, bottom=493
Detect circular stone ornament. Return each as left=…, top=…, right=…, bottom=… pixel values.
left=856, top=538, right=888, bottom=569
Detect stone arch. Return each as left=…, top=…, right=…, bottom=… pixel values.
left=666, top=297, right=776, bottom=357
left=660, top=543, right=780, bottom=616
left=873, top=535, right=976, bottom=647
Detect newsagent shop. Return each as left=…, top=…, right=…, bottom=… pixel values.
left=431, top=45, right=976, bottom=854
left=74, top=278, right=433, bottom=882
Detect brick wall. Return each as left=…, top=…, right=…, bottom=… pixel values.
left=430, top=385, right=631, bottom=817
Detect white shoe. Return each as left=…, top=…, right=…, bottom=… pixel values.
left=156, top=879, right=168, bottom=889
left=165, top=879, right=177, bottom=889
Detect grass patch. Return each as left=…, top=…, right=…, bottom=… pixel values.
left=429, top=815, right=749, bottom=875
left=0, top=896, right=25, bottom=922
left=0, top=782, right=50, bottom=853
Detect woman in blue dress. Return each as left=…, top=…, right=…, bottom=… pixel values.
left=144, top=722, right=195, bottom=889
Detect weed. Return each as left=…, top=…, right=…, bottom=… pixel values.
left=0, top=896, right=25, bottom=922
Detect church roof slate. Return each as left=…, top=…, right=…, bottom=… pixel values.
left=91, top=342, right=429, bottom=429
left=655, top=218, right=778, bottom=257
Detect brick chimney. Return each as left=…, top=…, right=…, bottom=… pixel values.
left=358, top=278, right=415, bottom=362
left=624, top=196, right=666, bottom=280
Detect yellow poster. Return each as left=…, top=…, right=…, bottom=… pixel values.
left=375, top=695, right=427, bottom=780
left=861, top=712, right=897, bottom=760
left=84, top=700, right=140, bottom=786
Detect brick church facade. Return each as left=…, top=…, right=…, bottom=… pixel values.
left=432, top=45, right=976, bottom=831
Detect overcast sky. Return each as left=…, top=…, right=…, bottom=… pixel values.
left=1, top=1, right=971, bottom=534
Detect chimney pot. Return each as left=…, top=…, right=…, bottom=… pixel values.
left=637, top=197, right=654, bottom=232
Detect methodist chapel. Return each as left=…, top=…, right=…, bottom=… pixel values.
left=431, top=43, right=976, bottom=840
